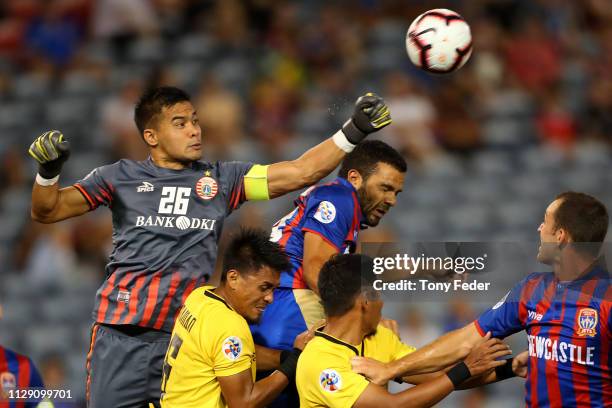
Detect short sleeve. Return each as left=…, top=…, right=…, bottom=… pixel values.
left=387, top=331, right=416, bottom=361
left=212, top=318, right=255, bottom=378
left=317, top=367, right=369, bottom=408
left=220, top=161, right=254, bottom=213
left=475, top=275, right=534, bottom=338
left=73, top=164, right=117, bottom=209
left=301, top=188, right=354, bottom=251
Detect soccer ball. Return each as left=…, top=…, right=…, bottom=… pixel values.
left=406, top=8, right=472, bottom=73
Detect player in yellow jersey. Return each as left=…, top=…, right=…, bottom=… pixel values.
left=297, top=254, right=526, bottom=407
left=160, top=229, right=307, bottom=408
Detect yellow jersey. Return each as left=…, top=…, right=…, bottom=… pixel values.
left=297, top=324, right=415, bottom=408
left=160, top=286, right=256, bottom=408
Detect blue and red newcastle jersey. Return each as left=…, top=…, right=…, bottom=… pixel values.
left=475, top=265, right=611, bottom=407
left=270, top=177, right=363, bottom=289
left=74, top=158, right=253, bottom=332
left=0, top=345, right=44, bottom=408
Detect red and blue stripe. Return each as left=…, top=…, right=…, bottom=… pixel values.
left=0, top=345, right=44, bottom=408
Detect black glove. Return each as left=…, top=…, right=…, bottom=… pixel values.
left=278, top=348, right=302, bottom=384
left=342, top=92, right=392, bottom=144
left=28, top=130, right=70, bottom=179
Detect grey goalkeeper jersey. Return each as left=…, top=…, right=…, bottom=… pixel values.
left=74, top=157, right=253, bottom=332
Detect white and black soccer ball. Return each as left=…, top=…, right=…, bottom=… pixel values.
left=406, top=8, right=472, bottom=73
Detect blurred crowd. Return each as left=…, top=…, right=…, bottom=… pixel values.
left=0, top=0, right=610, bottom=406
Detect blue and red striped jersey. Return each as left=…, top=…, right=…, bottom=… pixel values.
left=74, top=158, right=253, bottom=332
left=270, top=177, right=363, bottom=289
left=0, top=345, right=44, bottom=408
left=475, top=265, right=611, bottom=407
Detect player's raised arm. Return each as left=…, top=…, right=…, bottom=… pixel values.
left=29, top=131, right=91, bottom=223
left=263, top=93, right=391, bottom=199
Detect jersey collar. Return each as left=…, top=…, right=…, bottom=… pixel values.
left=570, top=259, right=609, bottom=284
left=314, top=327, right=364, bottom=356
left=335, top=177, right=367, bottom=229
left=204, top=289, right=234, bottom=311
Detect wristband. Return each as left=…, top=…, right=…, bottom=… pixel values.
left=333, top=129, right=356, bottom=153
left=446, top=361, right=471, bottom=388
left=278, top=348, right=301, bottom=384
left=495, top=358, right=516, bottom=380
left=36, top=173, right=59, bottom=186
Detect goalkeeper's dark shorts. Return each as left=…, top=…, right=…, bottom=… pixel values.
left=86, top=323, right=170, bottom=408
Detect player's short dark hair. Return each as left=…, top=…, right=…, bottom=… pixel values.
left=221, top=228, right=290, bottom=282
left=318, top=254, right=377, bottom=317
left=134, top=86, right=191, bottom=135
left=553, top=192, right=609, bottom=256
left=338, top=140, right=407, bottom=180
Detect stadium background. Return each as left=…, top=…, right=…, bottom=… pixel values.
left=0, top=0, right=610, bottom=406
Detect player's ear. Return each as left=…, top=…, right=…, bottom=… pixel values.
left=226, top=269, right=240, bottom=290
left=556, top=227, right=571, bottom=245
left=359, top=294, right=369, bottom=312
left=143, top=129, right=158, bottom=147
left=347, top=169, right=363, bottom=190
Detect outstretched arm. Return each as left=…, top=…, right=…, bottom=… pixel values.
left=29, top=131, right=90, bottom=223
left=354, top=337, right=510, bottom=408
left=352, top=323, right=487, bottom=384
left=264, top=93, right=391, bottom=199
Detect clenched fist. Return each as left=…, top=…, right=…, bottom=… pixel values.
left=28, top=130, right=70, bottom=179
left=342, top=92, right=392, bottom=144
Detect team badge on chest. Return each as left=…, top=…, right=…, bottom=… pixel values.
left=196, top=175, right=218, bottom=200
left=576, top=308, right=598, bottom=337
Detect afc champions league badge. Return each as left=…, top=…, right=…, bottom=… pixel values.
left=319, top=369, right=342, bottom=392
left=576, top=308, right=598, bottom=337
left=0, top=371, right=16, bottom=398
left=196, top=172, right=218, bottom=201
left=222, top=336, right=243, bottom=361
left=314, top=201, right=336, bottom=224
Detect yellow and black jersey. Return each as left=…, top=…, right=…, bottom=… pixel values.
left=296, top=324, right=415, bottom=408
left=160, top=286, right=256, bottom=408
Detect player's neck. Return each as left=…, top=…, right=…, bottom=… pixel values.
left=553, top=251, right=597, bottom=281
left=211, top=286, right=237, bottom=311
left=150, top=153, right=191, bottom=170
left=324, top=313, right=367, bottom=346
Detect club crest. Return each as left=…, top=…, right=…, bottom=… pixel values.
left=196, top=176, right=218, bottom=200
left=576, top=308, right=598, bottom=337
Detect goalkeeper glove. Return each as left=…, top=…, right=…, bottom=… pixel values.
left=342, top=92, right=392, bottom=144
left=28, top=130, right=70, bottom=179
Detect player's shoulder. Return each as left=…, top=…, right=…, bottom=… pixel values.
left=82, top=159, right=140, bottom=180
left=0, top=344, right=34, bottom=366
left=370, top=324, right=400, bottom=343
left=299, top=337, right=351, bottom=370
left=519, top=272, right=553, bottom=286
left=195, top=287, right=250, bottom=332
left=206, top=160, right=253, bottom=175
left=309, top=178, right=356, bottom=206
